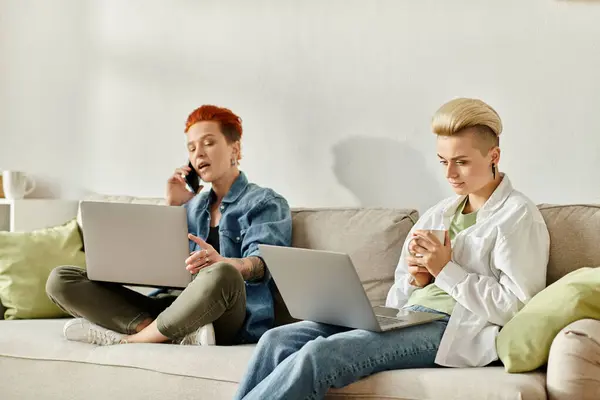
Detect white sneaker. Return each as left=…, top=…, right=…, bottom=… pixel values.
left=63, top=318, right=126, bottom=346
left=180, top=323, right=216, bottom=346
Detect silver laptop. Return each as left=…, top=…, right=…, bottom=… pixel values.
left=80, top=201, right=192, bottom=288
left=259, top=245, right=445, bottom=332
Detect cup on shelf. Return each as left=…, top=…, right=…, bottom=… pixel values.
left=1, top=171, right=36, bottom=200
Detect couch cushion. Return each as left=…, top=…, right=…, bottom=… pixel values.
left=328, top=366, right=547, bottom=400
left=0, top=320, right=256, bottom=380
left=0, top=219, right=86, bottom=319
left=539, top=204, right=600, bottom=285
left=291, top=208, right=417, bottom=306
left=79, top=197, right=418, bottom=309
left=80, top=198, right=417, bottom=306
left=497, top=267, right=600, bottom=373
left=77, top=199, right=600, bottom=289
left=546, top=319, right=600, bottom=400
left=0, top=357, right=236, bottom=400
left=0, top=318, right=546, bottom=400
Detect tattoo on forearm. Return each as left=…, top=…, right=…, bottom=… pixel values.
left=246, top=257, right=265, bottom=281
left=232, top=258, right=245, bottom=272
left=229, top=257, right=265, bottom=281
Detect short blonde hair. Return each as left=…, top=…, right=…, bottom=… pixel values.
left=432, top=98, right=502, bottom=152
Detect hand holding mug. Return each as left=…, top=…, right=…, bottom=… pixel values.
left=406, top=229, right=451, bottom=278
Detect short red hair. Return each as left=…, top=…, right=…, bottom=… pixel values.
left=184, top=105, right=243, bottom=143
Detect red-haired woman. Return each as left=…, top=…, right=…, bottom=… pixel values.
left=46, top=105, right=292, bottom=346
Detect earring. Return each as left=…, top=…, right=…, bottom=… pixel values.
left=491, top=163, right=496, bottom=179
left=231, top=159, right=236, bottom=166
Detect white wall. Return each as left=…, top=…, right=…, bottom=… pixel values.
left=1, top=0, right=600, bottom=212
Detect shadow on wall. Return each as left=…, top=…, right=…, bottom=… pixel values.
left=331, top=137, right=445, bottom=211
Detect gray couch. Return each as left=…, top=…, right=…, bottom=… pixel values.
left=1, top=196, right=599, bottom=400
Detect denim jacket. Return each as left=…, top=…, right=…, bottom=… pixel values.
left=184, top=172, right=292, bottom=343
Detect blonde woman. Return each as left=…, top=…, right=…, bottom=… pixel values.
left=234, top=98, right=550, bottom=400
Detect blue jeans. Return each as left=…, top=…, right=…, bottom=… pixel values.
left=234, top=305, right=450, bottom=400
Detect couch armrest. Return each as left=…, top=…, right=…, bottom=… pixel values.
left=547, top=319, right=600, bottom=400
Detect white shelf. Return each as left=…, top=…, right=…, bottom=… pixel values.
left=0, top=199, right=79, bottom=232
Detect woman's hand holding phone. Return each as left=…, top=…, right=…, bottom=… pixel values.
left=166, top=164, right=202, bottom=206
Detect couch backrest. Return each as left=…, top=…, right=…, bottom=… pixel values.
left=539, top=204, right=600, bottom=285
left=79, top=195, right=418, bottom=314
left=79, top=195, right=600, bottom=301
left=290, top=208, right=418, bottom=306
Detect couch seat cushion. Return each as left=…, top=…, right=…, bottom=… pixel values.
left=0, top=319, right=254, bottom=382
left=0, top=319, right=546, bottom=400
left=329, top=366, right=547, bottom=400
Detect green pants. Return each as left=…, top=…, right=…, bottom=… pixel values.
left=46, top=262, right=247, bottom=345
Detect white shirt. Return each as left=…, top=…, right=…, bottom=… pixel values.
left=385, top=175, right=550, bottom=367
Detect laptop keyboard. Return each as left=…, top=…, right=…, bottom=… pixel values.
left=376, top=315, right=402, bottom=327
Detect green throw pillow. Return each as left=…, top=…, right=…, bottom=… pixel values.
left=0, top=219, right=86, bottom=319
left=496, top=267, right=600, bottom=373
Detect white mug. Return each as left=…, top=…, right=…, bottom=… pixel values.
left=2, top=171, right=36, bottom=199
left=410, top=229, right=446, bottom=257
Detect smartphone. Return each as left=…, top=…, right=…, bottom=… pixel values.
left=185, top=161, right=201, bottom=193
